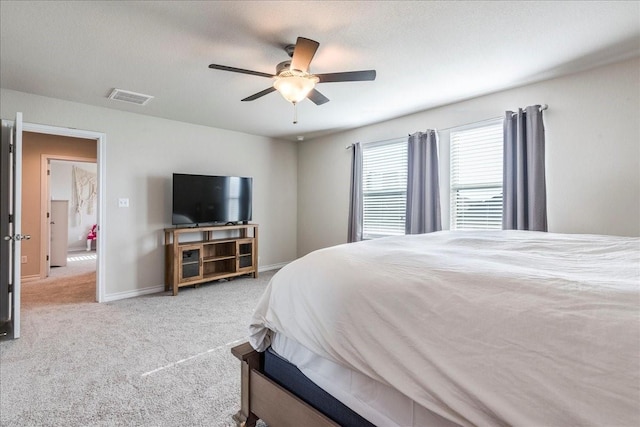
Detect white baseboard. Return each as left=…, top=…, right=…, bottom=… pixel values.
left=259, top=262, right=288, bottom=272
left=103, top=263, right=287, bottom=302
left=103, top=284, right=165, bottom=302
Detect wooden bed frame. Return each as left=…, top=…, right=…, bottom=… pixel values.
left=231, top=342, right=340, bottom=427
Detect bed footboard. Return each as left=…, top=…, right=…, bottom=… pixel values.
left=231, top=342, right=339, bottom=427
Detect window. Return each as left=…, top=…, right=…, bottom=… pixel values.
left=362, top=139, right=407, bottom=239
left=450, top=120, right=503, bottom=230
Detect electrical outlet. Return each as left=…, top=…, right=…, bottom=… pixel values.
left=21, top=256, right=27, bottom=264
left=78, top=235, right=83, bottom=241
left=118, top=198, right=129, bottom=208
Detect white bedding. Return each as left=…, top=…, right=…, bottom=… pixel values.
left=249, top=231, right=640, bottom=426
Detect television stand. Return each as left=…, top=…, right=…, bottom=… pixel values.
left=164, top=223, right=258, bottom=296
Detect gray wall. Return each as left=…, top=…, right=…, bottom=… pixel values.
left=2, top=56, right=638, bottom=297
left=297, top=57, right=640, bottom=256
left=1, top=89, right=298, bottom=297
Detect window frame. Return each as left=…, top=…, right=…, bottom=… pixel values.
left=361, top=138, right=408, bottom=239
left=449, top=119, right=504, bottom=230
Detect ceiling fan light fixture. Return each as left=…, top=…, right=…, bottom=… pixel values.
left=273, top=70, right=319, bottom=104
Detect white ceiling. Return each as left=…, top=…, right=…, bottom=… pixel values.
left=1, top=1, right=639, bottom=141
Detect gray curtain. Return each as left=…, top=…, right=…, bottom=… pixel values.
left=503, top=105, right=547, bottom=231
left=347, top=142, right=363, bottom=242
left=405, top=130, right=442, bottom=234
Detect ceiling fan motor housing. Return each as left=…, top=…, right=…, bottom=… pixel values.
left=276, top=61, right=292, bottom=75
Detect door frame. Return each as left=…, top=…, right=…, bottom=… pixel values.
left=23, top=122, right=106, bottom=303
left=1, top=114, right=23, bottom=339
left=41, top=155, right=97, bottom=279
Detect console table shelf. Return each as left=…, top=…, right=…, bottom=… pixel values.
left=164, top=224, right=258, bottom=295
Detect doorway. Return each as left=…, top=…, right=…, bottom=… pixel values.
left=22, top=157, right=98, bottom=305
left=21, top=123, right=105, bottom=303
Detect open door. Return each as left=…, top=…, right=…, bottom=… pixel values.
left=1, top=112, right=27, bottom=339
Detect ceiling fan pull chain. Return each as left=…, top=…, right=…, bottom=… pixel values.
left=293, top=102, right=298, bottom=124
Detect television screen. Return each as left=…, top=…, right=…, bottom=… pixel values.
left=172, top=173, right=252, bottom=226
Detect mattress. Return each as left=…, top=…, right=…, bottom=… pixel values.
left=272, top=332, right=458, bottom=427
left=264, top=344, right=375, bottom=427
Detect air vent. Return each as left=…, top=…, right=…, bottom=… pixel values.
left=107, top=88, right=153, bottom=105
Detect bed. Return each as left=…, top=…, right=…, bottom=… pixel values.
left=231, top=230, right=640, bottom=427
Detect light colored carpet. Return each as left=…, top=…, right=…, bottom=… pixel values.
left=1, top=269, right=275, bottom=426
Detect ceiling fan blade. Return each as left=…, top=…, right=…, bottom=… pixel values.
left=209, top=64, right=274, bottom=78
left=307, top=89, right=329, bottom=105
left=241, top=87, right=277, bottom=101
left=290, top=37, right=319, bottom=73
left=316, top=70, right=377, bottom=83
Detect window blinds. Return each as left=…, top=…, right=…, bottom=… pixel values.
left=362, top=139, right=407, bottom=238
left=450, top=120, right=503, bottom=230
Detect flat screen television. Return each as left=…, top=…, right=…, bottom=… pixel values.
left=172, top=173, right=252, bottom=226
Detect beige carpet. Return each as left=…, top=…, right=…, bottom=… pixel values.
left=22, top=251, right=97, bottom=307
left=22, top=271, right=96, bottom=307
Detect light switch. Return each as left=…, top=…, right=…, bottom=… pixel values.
left=118, top=198, right=129, bottom=208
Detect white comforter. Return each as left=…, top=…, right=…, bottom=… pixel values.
left=249, top=231, right=640, bottom=426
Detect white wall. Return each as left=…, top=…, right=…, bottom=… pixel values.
left=297, top=57, right=640, bottom=256
left=1, top=89, right=298, bottom=297
left=50, top=160, right=98, bottom=251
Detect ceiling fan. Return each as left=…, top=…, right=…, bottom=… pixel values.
left=208, top=37, right=376, bottom=122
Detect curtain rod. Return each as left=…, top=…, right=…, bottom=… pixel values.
left=345, top=104, right=548, bottom=149
left=345, top=135, right=409, bottom=149
left=437, top=104, right=549, bottom=133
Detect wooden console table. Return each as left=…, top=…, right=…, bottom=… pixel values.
left=164, top=224, right=258, bottom=295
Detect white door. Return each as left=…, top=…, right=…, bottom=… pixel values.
left=50, top=200, right=69, bottom=267
left=0, top=112, right=25, bottom=339
left=46, top=160, right=52, bottom=277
